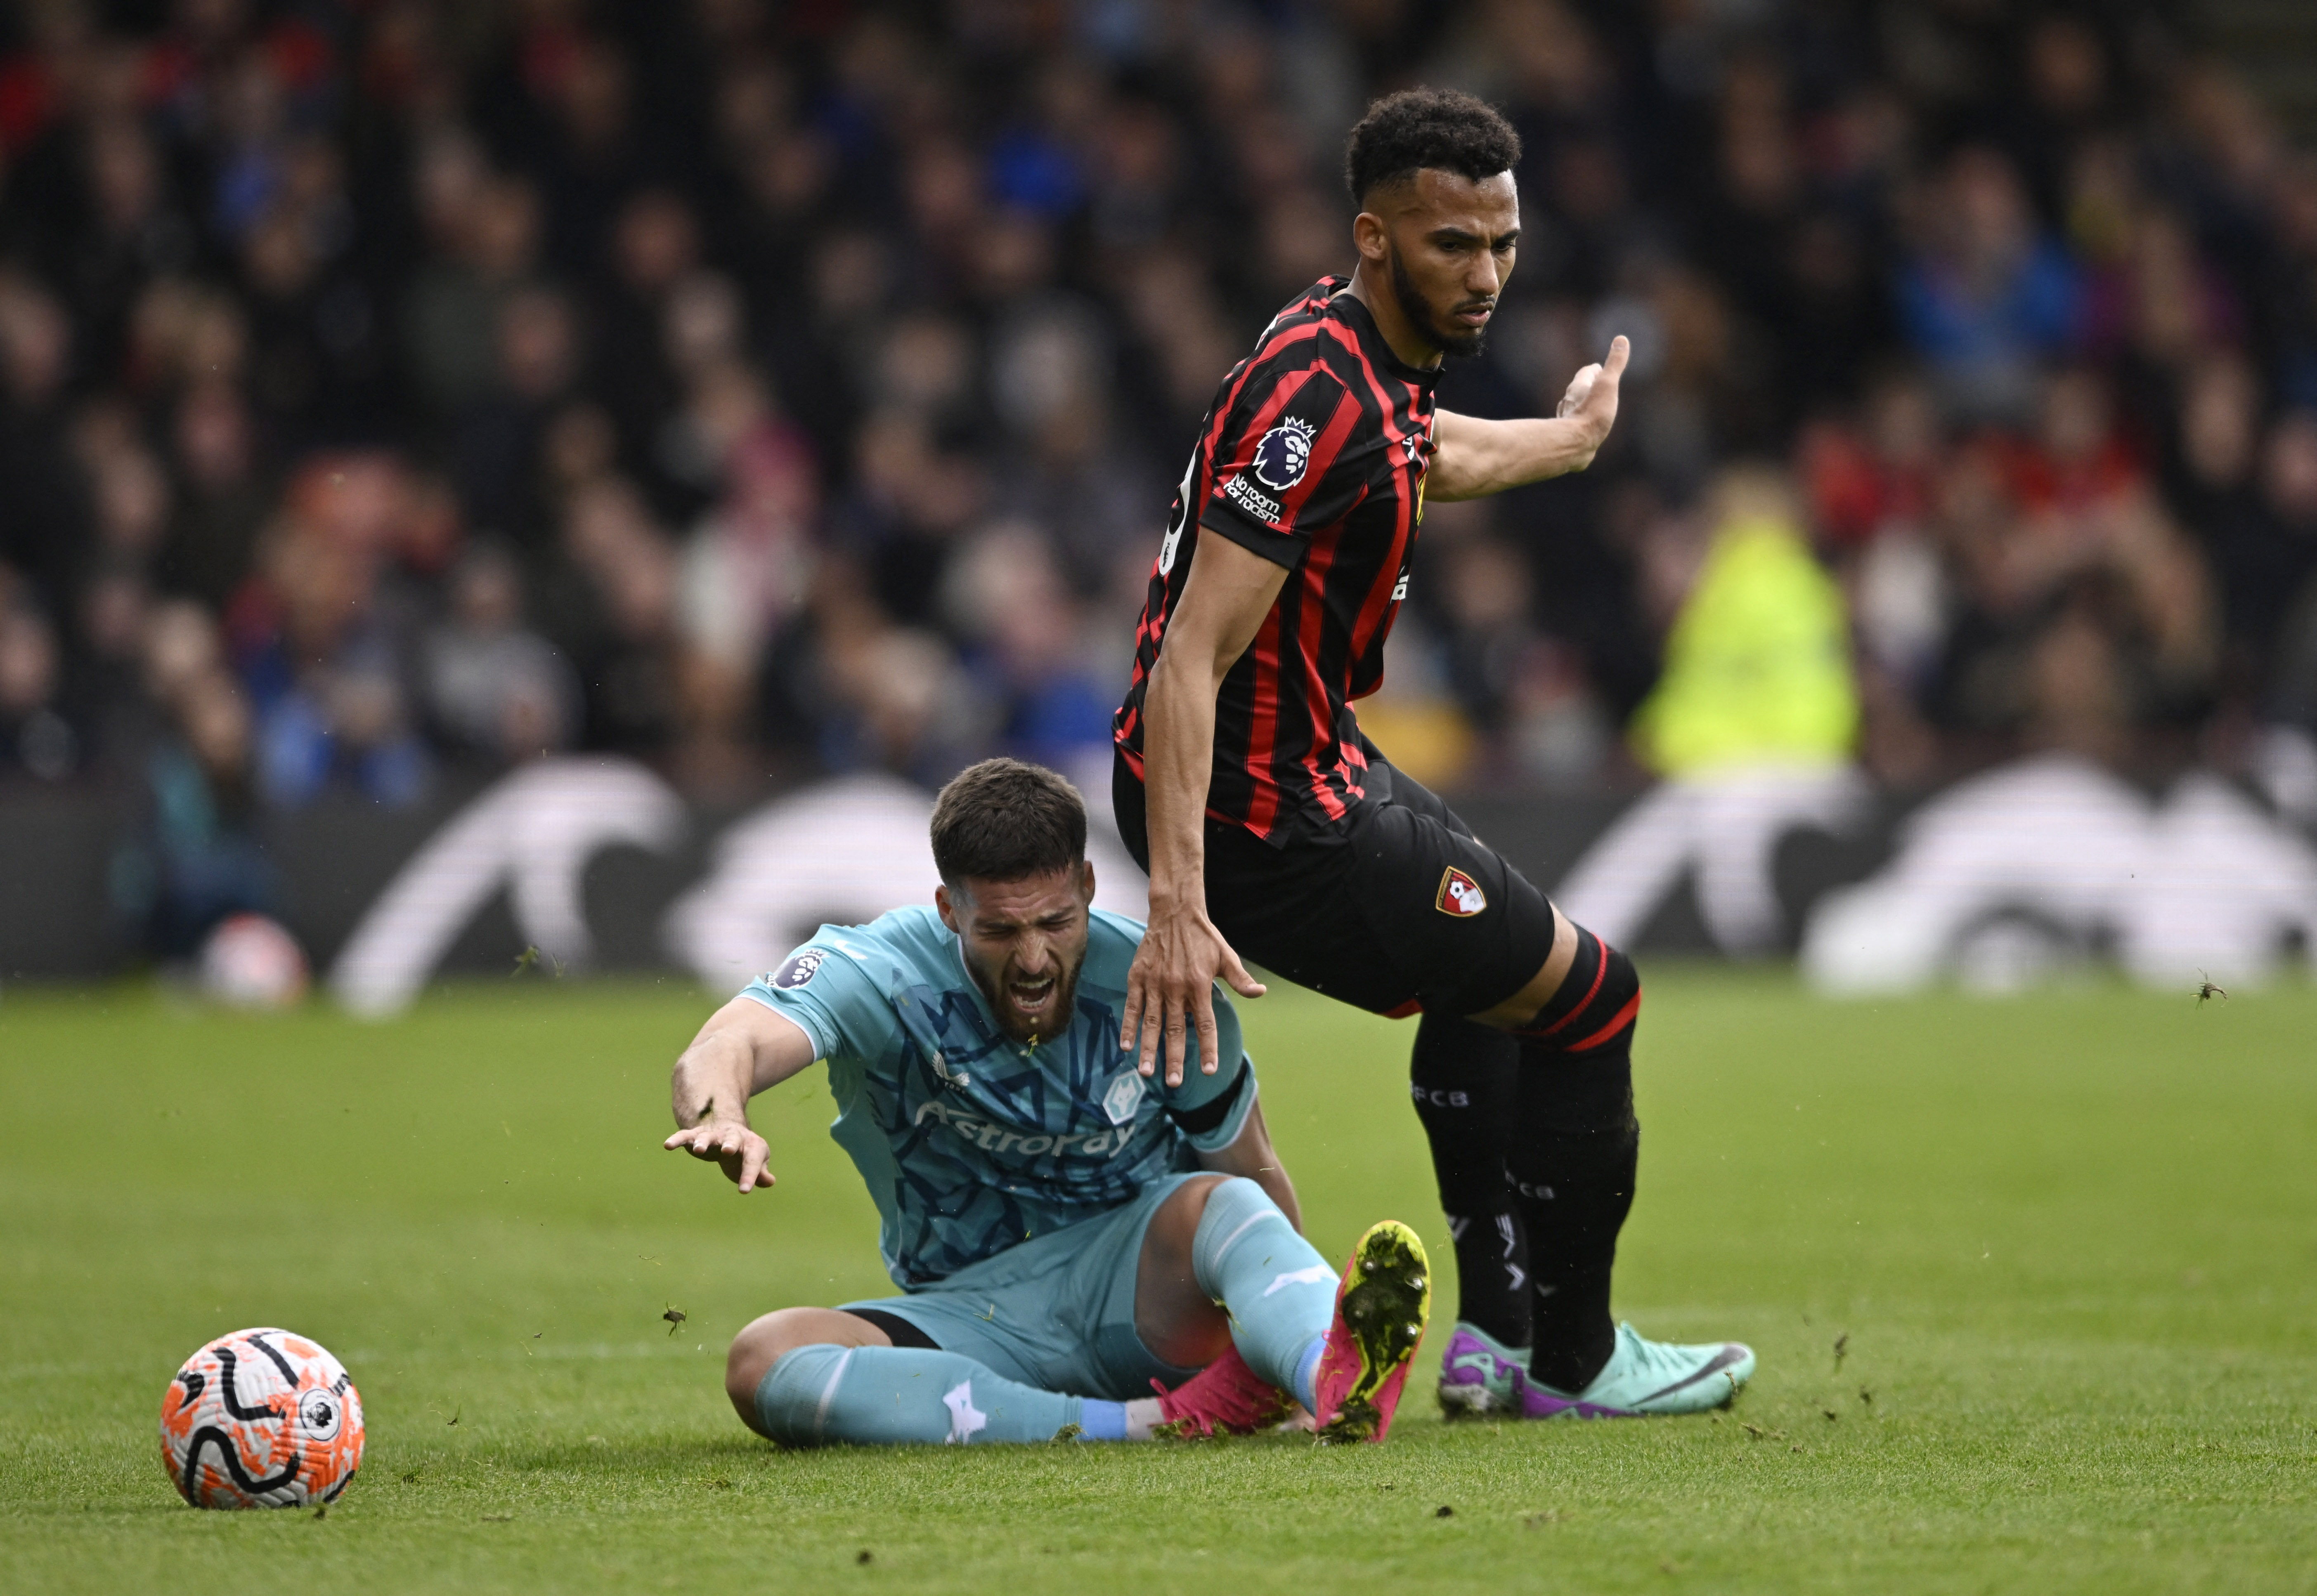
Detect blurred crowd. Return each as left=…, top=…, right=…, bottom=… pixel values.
left=7, top=0, right=2317, bottom=953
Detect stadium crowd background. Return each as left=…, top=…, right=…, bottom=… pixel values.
left=6, top=0, right=2317, bottom=959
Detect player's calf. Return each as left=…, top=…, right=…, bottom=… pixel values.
left=1489, top=923, right=1643, bottom=1391
left=753, top=1341, right=1175, bottom=1445
left=1477, top=921, right=1757, bottom=1414
left=1157, top=1180, right=1434, bottom=1442
left=1146, top=1175, right=1338, bottom=1434
left=734, top=1307, right=1166, bottom=1446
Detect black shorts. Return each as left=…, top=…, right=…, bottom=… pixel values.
left=1112, top=747, right=1558, bottom=1020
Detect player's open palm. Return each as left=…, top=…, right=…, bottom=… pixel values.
left=1555, top=334, right=1630, bottom=466
left=1124, top=902, right=1265, bottom=1088
left=664, top=1118, right=774, bottom=1192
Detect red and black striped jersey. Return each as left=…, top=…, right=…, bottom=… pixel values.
left=1114, top=276, right=1439, bottom=843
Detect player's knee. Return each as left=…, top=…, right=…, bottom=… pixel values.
left=1575, top=945, right=1640, bottom=1052
left=1172, top=1172, right=1233, bottom=1226
left=1192, top=1175, right=1272, bottom=1233
left=744, top=1340, right=855, bottom=1448
left=1145, top=1173, right=1229, bottom=1282
left=1513, top=930, right=1641, bottom=1055
left=725, top=1310, right=817, bottom=1432
left=1188, top=1174, right=1292, bottom=1291
left=1153, top=1169, right=1229, bottom=1244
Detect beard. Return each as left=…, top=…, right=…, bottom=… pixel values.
left=1390, top=243, right=1490, bottom=360
left=967, top=947, right=1085, bottom=1044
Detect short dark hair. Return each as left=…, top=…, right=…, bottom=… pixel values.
left=930, top=758, right=1088, bottom=888
left=1343, top=88, right=1523, bottom=206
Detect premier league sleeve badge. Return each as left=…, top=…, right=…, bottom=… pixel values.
left=1252, top=415, right=1318, bottom=492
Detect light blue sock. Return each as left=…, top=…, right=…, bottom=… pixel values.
left=756, top=1345, right=1111, bottom=1446
left=1293, top=1342, right=1324, bottom=1412
left=1078, top=1399, right=1128, bottom=1440
left=1191, top=1177, right=1338, bottom=1412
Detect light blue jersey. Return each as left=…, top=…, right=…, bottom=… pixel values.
left=740, top=905, right=1256, bottom=1288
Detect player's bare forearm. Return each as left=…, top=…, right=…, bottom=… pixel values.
left=669, top=1033, right=752, bottom=1130
left=1427, top=413, right=1599, bottom=498
left=664, top=997, right=816, bottom=1192
left=1196, top=1094, right=1300, bottom=1230
left=669, top=998, right=812, bottom=1123
left=1141, top=651, right=1223, bottom=911
left=1125, top=534, right=1285, bottom=1083
left=1427, top=335, right=1630, bottom=501
left=1141, top=534, right=1289, bottom=905
left=1133, top=650, right=1253, bottom=1084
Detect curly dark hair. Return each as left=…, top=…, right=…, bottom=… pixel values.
left=1343, top=88, right=1523, bottom=205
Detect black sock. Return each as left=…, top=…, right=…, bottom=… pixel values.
left=1508, top=929, right=1643, bottom=1393
left=1509, top=1048, right=1637, bottom=1391
left=1408, top=1013, right=1530, bottom=1350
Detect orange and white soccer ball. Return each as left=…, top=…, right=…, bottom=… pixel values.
left=159, top=1328, right=364, bottom=1509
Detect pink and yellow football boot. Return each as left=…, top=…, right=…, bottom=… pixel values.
left=1310, top=1221, right=1432, bottom=1442
left=1151, top=1346, right=1298, bottom=1438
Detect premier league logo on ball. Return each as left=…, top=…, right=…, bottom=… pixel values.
left=1253, top=416, right=1317, bottom=491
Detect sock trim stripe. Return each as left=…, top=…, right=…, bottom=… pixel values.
left=1206, top=1207, right=1279, bottom=1270
left=1567, top=991, right=1641, bottom=1052
left=1529, top=940, right=1609, bottom=1039
left=813, top=1347, right=855, bottom=1444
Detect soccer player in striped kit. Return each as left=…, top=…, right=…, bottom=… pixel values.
left=1114, top=89, right=1753, bottom=1419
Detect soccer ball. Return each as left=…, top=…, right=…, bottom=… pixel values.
left=199, top=914, right=310, bottom=1010
left=159, top=1328, right=364, bottom=1509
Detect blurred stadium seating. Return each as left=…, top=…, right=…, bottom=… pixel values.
left=5, top=0, right=2317, bottom=979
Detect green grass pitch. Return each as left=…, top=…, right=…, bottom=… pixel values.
left=2, top=970, right=2312, bottom=1594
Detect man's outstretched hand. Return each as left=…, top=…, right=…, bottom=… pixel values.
left=1428, top=335, right=1632, bottom=500
left=663, top=1116, right=775, bottom=1192
left=1121, top=899, right=1265, bottom=1088
left=1553, top=333, right=1630, bottom=467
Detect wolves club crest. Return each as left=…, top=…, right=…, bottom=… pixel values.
left=1435, top=867, right=1488, bottom=917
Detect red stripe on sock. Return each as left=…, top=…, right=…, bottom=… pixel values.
left=1530, top=941, right=1609, bottom=1039
left=1565, top=992, right=1641, bottom=1053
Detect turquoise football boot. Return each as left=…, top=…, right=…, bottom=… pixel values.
left=1521, top=1322, right=1753, bottom=1417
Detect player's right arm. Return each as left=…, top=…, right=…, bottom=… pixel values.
left=663, top=996, right=818, bottom=1193
left=1125, top=533, right=1283, bottom=1087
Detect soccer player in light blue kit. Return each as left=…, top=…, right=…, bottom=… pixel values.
left=664, top=758, right=1432, bottom=1445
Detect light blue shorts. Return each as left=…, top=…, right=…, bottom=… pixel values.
left=838, top=1173, right=1202, bottom=1401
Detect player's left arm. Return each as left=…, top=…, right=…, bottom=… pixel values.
left=663, top=996, right=818, bottom=1193
left=1426, top=335, right=1630, bottom=501
left=1196, top=1093, right=1301, bottom=1232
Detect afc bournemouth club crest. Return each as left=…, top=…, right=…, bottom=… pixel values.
left=1435, top=867, right=1488, bottom=918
